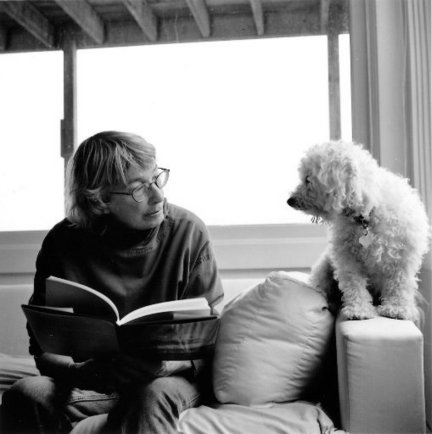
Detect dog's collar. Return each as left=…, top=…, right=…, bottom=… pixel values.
left=343, top=208, right=375, bottom=248
left=342, top=208, right=371, bottom=230
left=353, top=214, right=370, bottom=230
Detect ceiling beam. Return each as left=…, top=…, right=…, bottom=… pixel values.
left=320, top=0, right=331, bottom=33
left=54, top=0, right=105, bottom=44
left=185, top=0, right=211, bottom=38
left=250, top=0, right=264, bottom=36
left=0, top=1, right=54, bottom=48
left=3, top=6, right=349, bottom=53
left=121, top=0, right=158, bottom=42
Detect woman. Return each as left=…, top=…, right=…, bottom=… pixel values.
left=1, top=131, right=223, bottom=433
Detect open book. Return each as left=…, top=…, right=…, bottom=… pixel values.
left=43, top=276, right=212, bottom=325
left=22, top=276, right=219, bottom=361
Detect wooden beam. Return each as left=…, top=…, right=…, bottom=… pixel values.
left=250, top=0, right=264, bottom=36
left=0, top=26, right=7, bottom=51
left=3, top=7, right=349, bottom=53
left=328, top=30, right=341, bottom=140
left=321, top=0, right=331, bottom=33
left=122, top=0, right=158, bottom=42
left=54, top=0, right=104, bottom=44
left=61, top=38, right=77, bottom=169
left=0, top=1, right=54, bottom=48
left=185, top=0, right=211, bottom=38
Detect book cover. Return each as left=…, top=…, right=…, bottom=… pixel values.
left=23, top=276, right=220, bottom=361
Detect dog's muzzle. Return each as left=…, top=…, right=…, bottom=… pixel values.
left=287, top=196, right=303, bottom=209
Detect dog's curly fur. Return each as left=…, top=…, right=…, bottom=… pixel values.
left=288, top=140, right=430, bottom=322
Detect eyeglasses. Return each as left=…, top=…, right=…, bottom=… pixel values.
left=111, top=168, right=170, bottom=203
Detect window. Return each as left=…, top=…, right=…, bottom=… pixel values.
left=0, top=36, right=351, bottom=230
left=78, top=36, right=352, bottom=226
left=0, top=51, right=64, bottom=231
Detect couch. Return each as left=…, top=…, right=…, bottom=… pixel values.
left=0, top=272, right=426, bottom=434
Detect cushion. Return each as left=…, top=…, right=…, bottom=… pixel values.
left=178, top=402, right=343, bottom=434
left=213, top=271, right=334, bottom=406
left=336, top=316, right=425, bottom=434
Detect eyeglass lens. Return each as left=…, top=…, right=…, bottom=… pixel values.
left=155, top=169, right=169, bottom=188
left=132, top=169, right=169, bottom=202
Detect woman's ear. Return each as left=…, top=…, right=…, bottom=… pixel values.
left=92, top=196, right=111, bottom=215
left=98, top=204, right=111, bottom=215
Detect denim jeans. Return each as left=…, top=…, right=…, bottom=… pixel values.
left=1, top=373, right=201, bottom=434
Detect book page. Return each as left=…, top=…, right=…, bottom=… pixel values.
left=118, top=297, right=210, bottom=326
left=45, top=276, right=120, bottom=323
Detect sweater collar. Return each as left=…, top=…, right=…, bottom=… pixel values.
left=97, top=199, right=169, bottom=248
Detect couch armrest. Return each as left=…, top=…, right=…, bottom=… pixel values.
left=336, top=316, right=425, bottom=434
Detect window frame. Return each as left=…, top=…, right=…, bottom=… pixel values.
left=0, top=17, right=347, bottom=282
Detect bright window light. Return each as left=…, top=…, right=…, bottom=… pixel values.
left=0, top=36, right=351, bottom=230
left=78, top=36, right=351, bottom=225
left=0, top=51, right=64, bottom=231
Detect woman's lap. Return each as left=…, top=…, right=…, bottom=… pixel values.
left=1, top=376, right=119, bottom=433
left=1, top=374, right=201, bottom=434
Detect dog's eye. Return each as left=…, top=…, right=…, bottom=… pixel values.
left=305, top=175, right=311, bottom=185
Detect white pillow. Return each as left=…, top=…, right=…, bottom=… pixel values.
left=178, top=402, right=338, bottom=434
left=213, top=271, right=334, bottom=406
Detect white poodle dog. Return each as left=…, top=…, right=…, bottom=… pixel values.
left=288, top=140, right=430, bottom=322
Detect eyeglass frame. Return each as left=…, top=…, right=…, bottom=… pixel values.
left=111, top=167, right=170, bottom=203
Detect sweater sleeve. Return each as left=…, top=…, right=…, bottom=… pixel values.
left=28, top=227, right=62, bottom=359
left=182, top=239, right=224, bottom=310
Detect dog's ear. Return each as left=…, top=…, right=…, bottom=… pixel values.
left=346, top=146, right=378, bottom=217
left=317, top=154, right=361, bottom=213
left=342, top=160, right=363, bottom=213
left=313, top=141, right=377, bottom=216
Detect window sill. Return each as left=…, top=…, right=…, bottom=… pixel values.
left=0, top=223, right=328, bottom=279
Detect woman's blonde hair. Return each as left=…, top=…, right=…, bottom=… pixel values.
left=65, top=131, right=156, bottom=229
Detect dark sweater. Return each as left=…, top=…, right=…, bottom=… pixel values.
left=29, top=202, right=223, bottom=358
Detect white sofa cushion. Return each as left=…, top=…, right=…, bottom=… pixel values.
left=336, top=316, right=425, bottom=434
left=71, top=402, right=345, bottom=434
left=178, top=401, right=342, bottom=434
left=213, top=271, right=334, bottom=406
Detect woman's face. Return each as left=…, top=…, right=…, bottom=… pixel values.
left=106, top=165, right=165, bottom=230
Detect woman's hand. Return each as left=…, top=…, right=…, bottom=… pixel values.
left=70, top=355, right=164, bottom=391
left=115, top=355, right=192, bottom=379
left=109, top=354, right=160, bottom=388
left=70, top=358, right=118, bottom=392
left=108, top=355, right=193, bottom=390
left=36, top=352, right=117, bottom=392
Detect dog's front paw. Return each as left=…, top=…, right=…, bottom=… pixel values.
left=341, top=303, right=377, bottom=320
left=377, top=303, right=418, bottom=322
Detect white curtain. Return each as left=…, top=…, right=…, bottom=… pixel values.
left=349, top=0, right=431, bottom=426
left=403, top=0, right=431, bottom=214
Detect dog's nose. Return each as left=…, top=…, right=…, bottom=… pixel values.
left=287, top=197, right=297, bottom=207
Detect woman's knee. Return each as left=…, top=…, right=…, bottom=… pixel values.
left=5, top=375, right=57, bottom=406
left=138, top=376, right=200, bottom=413
left=1, top=376, right=64, bottom=433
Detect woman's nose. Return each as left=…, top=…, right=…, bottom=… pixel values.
left=148, top=183, right=164, bottom=203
